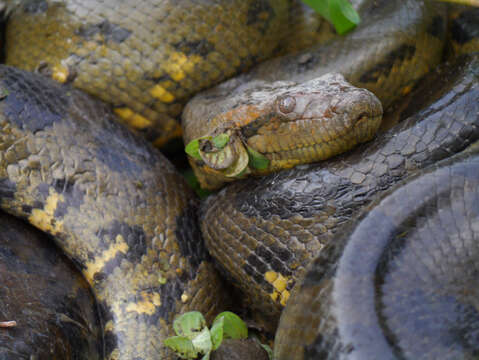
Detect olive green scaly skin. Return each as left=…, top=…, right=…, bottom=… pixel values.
left=183, top=0, right=446, bottom=188
left=222, top=0, right=446, bottom=110
left=0, top=66, right=229, bottom=360
left=200, top=54, right=479, bottom=327
left=4, top=0, right=289, bottom=146
left=275, top=144, right=479, bottom=360
left=0, top=211, right=102, bottom=359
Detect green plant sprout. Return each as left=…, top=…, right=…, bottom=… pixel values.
left=164, top=311, right=272, bottom=360
left=302, top=0, right=360, bottom=35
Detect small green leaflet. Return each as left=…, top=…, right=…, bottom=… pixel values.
left=185, top=139, right=202, bottom=160
left=301, top=0, right=360, bottom=35
left=246, top=146, right=270, bottom=170
left=212, top=311, right=248, bottom=340
left=163, top=336, right=198, bottom=359
left=191, top=327, right=213, bottom=359
left=212, top=133, right=230, bottom=149
left=210, top=316, right=224, bottom=350
left=173, top=311, right=207, bottom=339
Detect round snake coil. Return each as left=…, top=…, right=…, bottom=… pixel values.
left=0, top=211, right=102, bottom=359
left=0, top=66, right=229, bottom=360
left=200, top=50, right=479, bottom=330
left=274, top=143, right=479, bottom=360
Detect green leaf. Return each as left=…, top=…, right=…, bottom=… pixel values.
left=212, top=133, right=230, bottom=149
left=164, top=336, right=198, bottom=359
left=302, top=0, right=360, bottom=35
left=210, top=316, right=224, bottom=350
left=191, top=327, right=213, bottom=355
left=185, top=139, right=202, bottom=160
left=173, top=311, right=207, bottom=339
left=328, top=0, right=360, bottom=34
left=246, top=146, right=270, bottom=170
left=212, top=312, right=248, bottom=340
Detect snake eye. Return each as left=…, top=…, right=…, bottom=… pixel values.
left=277, top=96, right=296, bottom=114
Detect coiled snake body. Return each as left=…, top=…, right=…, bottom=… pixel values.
left=0, top=0, right=478, bottom=359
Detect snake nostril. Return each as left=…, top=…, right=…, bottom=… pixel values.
left=355, top=111, right=369, bottom=124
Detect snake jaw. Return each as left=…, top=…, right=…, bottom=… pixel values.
left=197, top=132, right=251, bottom=178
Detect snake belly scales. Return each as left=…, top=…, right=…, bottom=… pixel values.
left=0, top=0, right=478, bottom=359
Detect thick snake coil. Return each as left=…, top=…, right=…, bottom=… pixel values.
left=0, top=66, right=229, bottom=360
left=182, top=0, right=446, bottom=188
left=3, top=0, right=291, bottom=146
left=275, top=144, right=479, bottom=360
left=0, top=212, right=102, bottom=359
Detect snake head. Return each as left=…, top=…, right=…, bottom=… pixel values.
left=184, top=73, right=382, bottom=189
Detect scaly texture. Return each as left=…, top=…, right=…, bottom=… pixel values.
left=4, top=0, right=289, bottom=146
left=0, top=211, right=102, bottom=360
left=200, top=53, right=479, bottom=327
left=275, top=144, right=479, bottom=360
left=0, top=65, right=229, bottom=360
left=183, top=73, right=383, bottom=189
left=183, top=0, right=446, bottom=187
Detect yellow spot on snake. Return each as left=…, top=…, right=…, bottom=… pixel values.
left=401, top=85, right=413, bottom=96
left=29, top=188, right=64, bottom=235
left=149, top=85, right=175, bottom=103
left=125, top=292, right=161, bottom=315
left=52, top=64, right=69, bottom=83
left=264, top=271, right=292, bottom=307
left=162, top=52, right=202, bottom=83
left=181, top=293, right=189, bottom=303
left=114, top=107, right=153, bottom=129
left=84, top=234, right=129, bottom=282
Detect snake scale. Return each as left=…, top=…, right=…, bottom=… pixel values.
left=0, top=0, right=478, bottom=359
left=0, top=66, right=230, bottom=359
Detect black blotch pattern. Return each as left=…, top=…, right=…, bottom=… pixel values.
left=1, top=66, right=68, bottom=132
left=21, top=204, right=33, bottom=214
left=95, top=143, right=143, bottom=175
left=154, top=279, right=184, bottom=322
left=359, top=45, right=416, bottom=83
left=174, top=204, right=209, bottom=272
left=22, top=0, right=48, bottom=13
left=76, top=20, right=132, bottom=43
left=88, top=220, right=147, bottom=264
left=0, top=178, right=16, bottom=199
left=247, top=0, right=274, bottom=33
left=242, top=262, right=274, bottom=293
left=173, top=39, right=215, bottom=57
left=451, top=9, right=479, bottom=45
left=53, top=178, right=85, bottom=218
left=426, top=15, right=444, bottom=38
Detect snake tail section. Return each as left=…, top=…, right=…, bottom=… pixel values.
left=0, top=65, right=230, bottom=360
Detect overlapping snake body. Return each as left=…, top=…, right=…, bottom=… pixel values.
left=0, top=66, right=229, bottom=359
left=1, top=0, right=479, bottom=359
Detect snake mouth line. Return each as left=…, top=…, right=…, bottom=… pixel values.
left=249, top=113, right=383, bottom=157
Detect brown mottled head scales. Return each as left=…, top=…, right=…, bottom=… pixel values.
left=183, top=73, right=383, bottom=190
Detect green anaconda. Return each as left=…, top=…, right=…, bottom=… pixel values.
left=0, top=66, right=230, bottom=360
left=3, top=0, right=293, bottom=147
left=0, top=211, right=102, bottom=359
left=200, top=52, right=479, bottom=331
left=182, top=0, right=446, bottom=188
left=0, top=1, right=477, bottom=359
left=4, top=0, right=445, bottom=154
left=274, top=143, right=479, bottom=360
